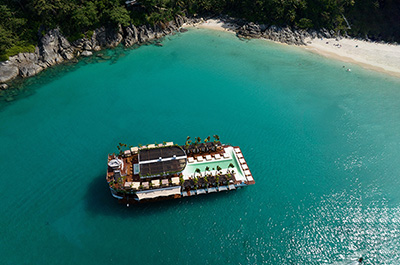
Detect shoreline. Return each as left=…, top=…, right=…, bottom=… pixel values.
left=184, top=18, right=400, bottom=78
left=2, top=16, right=399, bottom=90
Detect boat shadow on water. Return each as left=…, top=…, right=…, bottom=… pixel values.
left=84, top=174, right=242, bottom=218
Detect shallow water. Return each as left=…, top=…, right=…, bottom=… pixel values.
left=1, top=29, right=400, bottom=264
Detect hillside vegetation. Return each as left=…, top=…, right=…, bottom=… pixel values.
left=1, top=0, right=400, bottom=60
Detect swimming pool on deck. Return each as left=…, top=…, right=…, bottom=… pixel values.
left=182, top=148, right=246, bottom=181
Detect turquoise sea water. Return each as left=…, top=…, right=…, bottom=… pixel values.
left=1, top=29, right=400, bottom=264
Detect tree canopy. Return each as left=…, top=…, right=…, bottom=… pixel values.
left=1, top=0, right=399, bottom=60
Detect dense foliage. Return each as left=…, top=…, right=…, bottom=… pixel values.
left=1, top=0, right=400, bottom=60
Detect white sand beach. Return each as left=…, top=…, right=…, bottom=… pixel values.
left=183, top=18, right=237, bottom=32
left=304, top=37, right=400, bottom=77
left=184, top=18, right=400, bottom=78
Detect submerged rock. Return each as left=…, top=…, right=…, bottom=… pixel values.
left=0, top=84, right=9, bottom=90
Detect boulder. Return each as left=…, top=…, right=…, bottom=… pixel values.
left=83, top=41, right=92, bottom=51
left=93, top=26, right=124, bottom=48
left=19, top=62, right=43, bottom=78
left=0, top=83, right=9, bottom=90
left=0, top=61, right=19, bottom=83
left=81, top=51, right=93, bottom=57
left=175, top=15, right=186, bottom=27
left=124, top=25, right=139, bottom=47
left=38, top=28, right=74, bottom=66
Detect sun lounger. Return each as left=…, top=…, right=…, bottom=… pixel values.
left=223, top=153, right=230, bottom=159
left=130, top=146, right=139, bottom=154
left=237, top=153, right=243, bottom=158
left=132, top=182, right=140, bottom=189
left=246, top=176, right=254, bottom=182
left=197, top=156, right=204, bottom=162
left=239, top=158, right=246, bottom=164
left=244, top=170, right=251, bottom=175
left=205, top=155, right=212, bottom=161
left=214, top=154, right=221, bottom=160
left=197, top=189, right=206, bottom=195
left=147, top=144, right=156, bottom=148
left=171, top=177, right=180, bottom=185
left=161, top=179, right=169, bottom=186
left=188, top=157, right=195, bottom=163
left=208, top=187, right=217, bottom=193
left=152, top=180, right=160, bottom=187
left=234, top=148, right=241, bottom=153
left=242, top=164, right=248, bottom=170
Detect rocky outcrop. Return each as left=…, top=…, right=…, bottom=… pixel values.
left=93, top=26, right=124, bottom=48
left=124, top=25, right=139, bottom=47
left=237, top=22, right=310, bottom=45
left=9, top=50, right=44, bottom=78
left=38, top=28, right=74, bottom=67
left=123, top=14, right=187, bottom=47
left=0, top=29, right=75, bottom=82
left=0, top=15, right=199, bottom=86
left=236, top=21, right=344, bottom=46
left=0, top=61, right=19, bottom=83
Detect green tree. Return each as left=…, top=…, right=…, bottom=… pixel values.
left=105, top=5, right=131, bottom=27
left=71, top=2, right=99, bottom=32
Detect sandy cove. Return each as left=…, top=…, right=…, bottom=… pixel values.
left=184, top=18, right=400, bottom=78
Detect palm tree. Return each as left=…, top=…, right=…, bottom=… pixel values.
left=228, top=163, right=234, bottom=173
left=204, top=176, right=209, bottom=187
left=213, top=135, right=220, bottom=142
left=216, top=165, right=222, bottom=173
left=204, top=136, right=210, bottom=152
left=117, top=143, right=127, bottom=155
left=193, top=137, right=199, bottom=153
left=186, top=139, right=192, bottom=154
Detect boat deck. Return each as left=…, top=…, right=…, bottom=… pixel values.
left=107, top=143, right=255, bottom=202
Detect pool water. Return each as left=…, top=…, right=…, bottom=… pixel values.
left=182, top=148, right=244, bottom=179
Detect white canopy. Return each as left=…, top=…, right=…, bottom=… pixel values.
left=136, top=186, right=181, bottom=200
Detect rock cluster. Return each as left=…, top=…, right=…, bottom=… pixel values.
left=0, top=15, right=188, bottom=85
left=236, top=22, right=340, bottom=45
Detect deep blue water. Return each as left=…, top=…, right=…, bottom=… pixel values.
left=1, top=29, right=400, bottom=264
